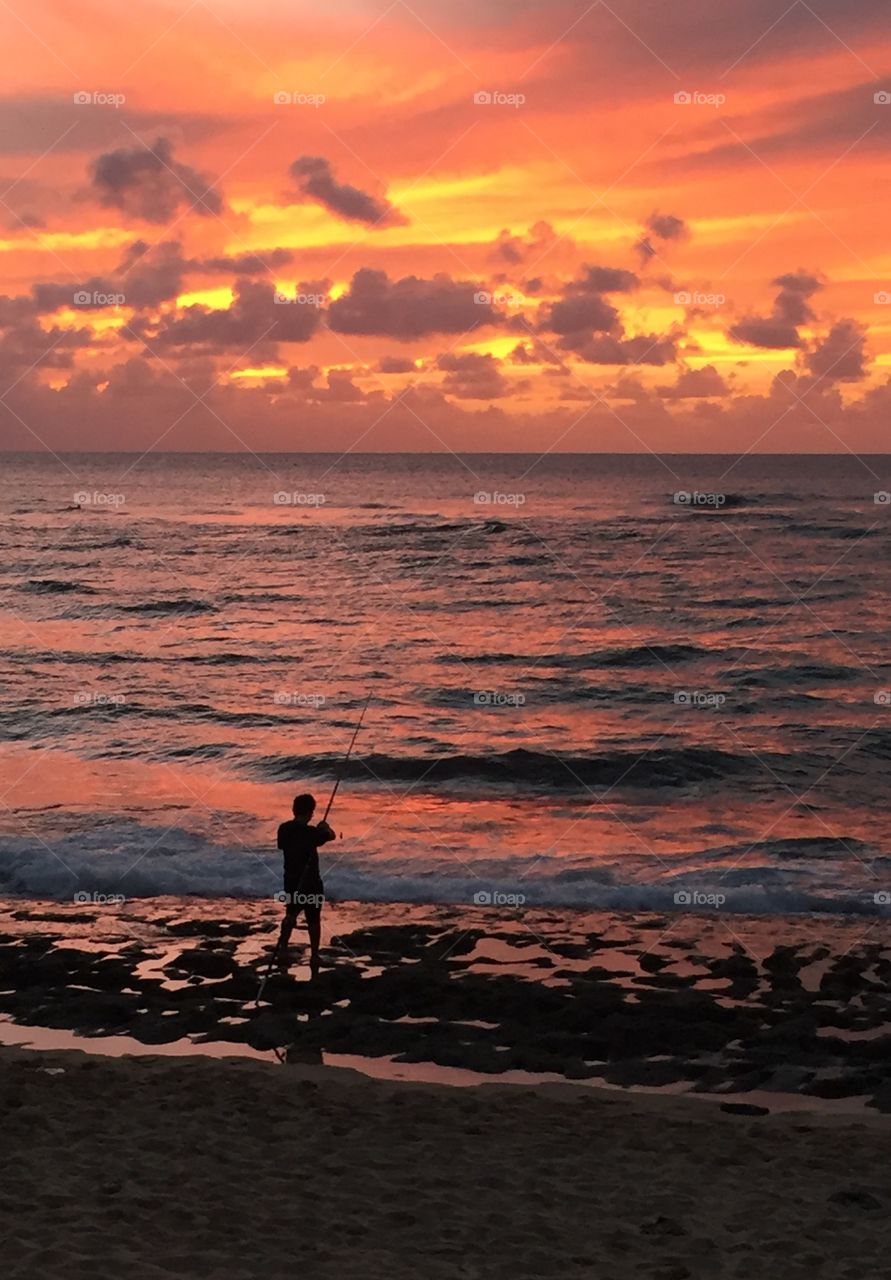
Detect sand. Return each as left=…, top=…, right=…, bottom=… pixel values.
left=2, top=1046, right=889, bottom=1280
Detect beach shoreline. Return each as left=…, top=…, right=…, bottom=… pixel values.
left=3, top=1044, right=889, bottom=1280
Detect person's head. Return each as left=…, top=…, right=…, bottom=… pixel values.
left=292, top=792, right=316, bottom=821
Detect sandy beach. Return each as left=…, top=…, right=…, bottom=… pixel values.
left=3, top=1045, right=889, bottom=1280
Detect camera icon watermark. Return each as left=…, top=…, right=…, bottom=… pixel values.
left=73, top=890, right=126, bottom=905
left=874, top=491, right=890, bottom=505
left=474, top=491, right=526, bottom=507
left=673, top=490, right=726, bottom=508
left=674, top=691, right=726, bottom=709
left=473, top=690, right=526, bottom=708
left=272, top=91, right=325, bottom=107
left=472, top=888, right=527, bottom=906
left=874, top=91, right=891, bottom=106
left=875, top=691, right=891, bottom=707
left=673, top=290, right=725, bottom=307
left=273, top=491, right=326, bottom=507
left=673, top=888, right=726, bottom=908
left=74, top=490, right=125, bottom=507
left=874, top=291, right=891, bottom=305
left=273, top=691, right=326, bottom=709
left=875, top=891, right=891, bottom=906
left=73, top=91, right=125, bottom=108
left=674, top=90, right=725, bottom=107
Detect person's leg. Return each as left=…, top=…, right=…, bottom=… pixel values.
left=306, top=906, right=322, bottom=980
left=276, top=906, right=299, bottom=971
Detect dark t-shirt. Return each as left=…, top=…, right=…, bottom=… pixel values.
left=277, top=819, right=332, bottom=893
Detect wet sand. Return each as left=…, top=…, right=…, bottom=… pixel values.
left=3, top=1045, right=890, bottom=1280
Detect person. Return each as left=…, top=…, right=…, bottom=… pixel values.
left=275, top=792, right=336, bottom=980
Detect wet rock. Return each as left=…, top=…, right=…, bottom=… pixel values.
left=166, top=948, right=237, bottom=979
left=720, top=1102, right=769, bottom=1116
left=828, top=1187, right=883, bottom=1212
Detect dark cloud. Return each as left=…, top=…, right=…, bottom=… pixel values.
left=116, top=240, right=187, bottom=307
left=804, top=319, right=869, bottom=383
left=139, top=278, right=321, bottom=350
left=90, top=137, right=223, bottom=224
left=288, top=156, right=406, bottom=226
left=658, top=365, right=728, bottom=399
left=636, top=212, right=689, bottom=263
left=196, top=249, right=295, bottom=276
left=544, top=292, right=620, bottom=336
left=564, top=332, right=678, bottom=366
left=437, top=351, right=513, bottom=399
left=729, top=270, right=823, bottom=350
left=378, top=355, right=417, bottom=373
left=327, top=268, right=497, bottom=340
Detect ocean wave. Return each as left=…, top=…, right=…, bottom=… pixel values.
left=252, top=745, right=758, bottom=789
left=23, top=579, right=94, bottom=595
left=0, top=822, right=886, bottom=916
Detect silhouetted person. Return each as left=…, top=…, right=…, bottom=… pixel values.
left=276, top=792, right=336, bottom=980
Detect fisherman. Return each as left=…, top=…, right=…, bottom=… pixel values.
left=275, top=792, right=336, bottom=980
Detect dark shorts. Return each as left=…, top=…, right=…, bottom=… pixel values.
left=282, top=882, right=324, bottom=919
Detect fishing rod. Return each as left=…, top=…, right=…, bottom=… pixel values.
left=322, top=688, right=373, bottom=823
left=255, top=690, right=372, bottom=1006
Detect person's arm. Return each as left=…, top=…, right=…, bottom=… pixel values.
left=313, top=820, right=337, bottom=845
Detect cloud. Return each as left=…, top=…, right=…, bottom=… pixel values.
left=729, top=270, right=823, bottom=349
left=658, top=365, right=729, bottom=399
left=539, top=263, right=639, bottom=338
left=196, top=249, right=295, bottom=276
left=288, top=156, right=406, bottom=226
left=437, top=351, right=514, bottom=399
left=565, top=332, right=678, bottom=365
left=378, top=355, right=417, bottom=373
left=804, top=319, right=869, bottom=383
left=327, top=268, right=497, bottom=339
left=89, top=137, right=223, bottom=223
left=636, top=212, right=689, bottom=263
left=139, top=278, right=321, bottom=350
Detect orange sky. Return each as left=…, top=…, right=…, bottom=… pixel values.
left=1, top=0, right=891, bottom=452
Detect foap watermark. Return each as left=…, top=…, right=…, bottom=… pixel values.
left=473, top=889, right=526, bottom=906
left=674, top=290, right=725, bottom=308
left=874, top=691, right=891, bottom=707
left=74, top=490, right=125, bottom=507
left=874, top=491, right=890, bottom=505
left=274, top=290, right=326, bottom=306
left=873, top=891, right=891, bottom=906
left=874, top=91, right=891, bottom=106
left=73, top=891, right=126, bottom=905
left=674, top=690, right=726, bottom=709
left=273, top=691, right=326, bottom=709
left=273, top=491, right=326, bottom=507
left=73, top=90, right=125, bottom=108
left=874, top=291, right=891, bottom=305
left=272, top=91, right=326, bottom=108
left=73, top=289, right=125, bottom=307
left=674, top=90, right=726, bottom=108
left=473, top=90, right=525, bottom=107
left=473, top=289, right=523, bottom=308
left=474, top=690, right=526, bottom=708
left=273, top=891, right=326, bottom=908
left=73, top=691, right=125, bottom=707
left=474, top=490, right=525, bottom=507
left=674, top=888, right=726, bottom=908
left=674, top=490, right=725, bottom=508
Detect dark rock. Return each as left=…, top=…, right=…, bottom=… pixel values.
left=828, top=1187, right=883, bottom=1212
left=720, top=1103, right=769, bottom=1116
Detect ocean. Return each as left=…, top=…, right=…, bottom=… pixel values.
left=1, top=451, right=890, bottom=916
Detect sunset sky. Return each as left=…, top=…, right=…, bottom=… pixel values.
left=1, top=0, right=891, bottom=453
